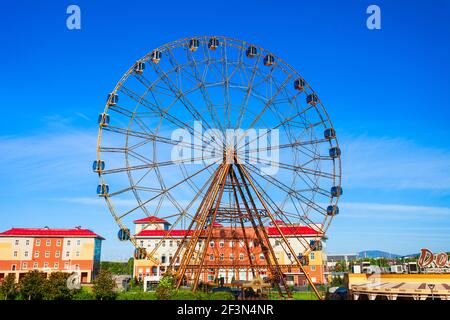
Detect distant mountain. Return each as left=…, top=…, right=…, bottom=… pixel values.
left=358, top=250, right=401, bottom=259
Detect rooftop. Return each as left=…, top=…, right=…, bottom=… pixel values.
left=0, top=227, right=105, bottom=239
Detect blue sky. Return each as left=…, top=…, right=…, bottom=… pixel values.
left=0, top=0, right=449, bottom=260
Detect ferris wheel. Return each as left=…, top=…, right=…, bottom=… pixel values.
left=94, top=36, right=342, bottom=298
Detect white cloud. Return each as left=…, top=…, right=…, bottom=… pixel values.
left=341, top=135, right=450, bottom=191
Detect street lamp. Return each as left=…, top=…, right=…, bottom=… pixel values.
left=427, top=283, right=435, bottom=301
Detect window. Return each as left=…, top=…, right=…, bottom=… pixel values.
left=67, top=240, right=71, bottom=246
left=75, top=264, right=79, bottom=270
left=65, top=251, right=70, bottom=258
left=76, top=240, right=81, bottom=246
left=260, top=254, right=265, bottom=260
left=250, top=254, right=255, bottom=260
left=76, top=251, right=80, bottom=257
left=34, top=251, right=39, bottom=258
left=310, top=252, right=315, bottom=260
left=239, top=240, right=244, bottom=248
left=287, top=253, right=292, bottom=259
left=13, top=251, right=18, bottom=257
left=209, top=241, right=215, bottom=248
left=219, top=253, right=224, bottom=261
left=55, top=251, right=60, bottom=258
left=54, top=263, right=59, bottom=269
left=219, top=241, right=224, bottom=248
left=14, top=240, right=19, bottom=246
left=11, top=265, right=16, bottom=271
left=36, top=239, right=41, bottom=246
left=26, top=240, right=30, bottom=246
left=64, top=262, right=69, bottom=269
left=33, top=262, right=38, bottom=268
left=176, top=241, right=180, bottom=247
left=311, top=277, right=317, bottom=283
left=209, top=254, right=214, bottom=261
left=239, top=253, right=244, bottom=261
left=230, top=254, right=234, bottom=260
left=45, top=251, right=50, bottom=258
left=311, top=265, right=316, bottom=271
left=162, top=241, right=166, bottom=247
left=44, top=262, right=49, bottom=268
left=140, top=240, right=144, bottom=247
left=161, top=255, right=166, bottom=264
left=22, top=262, right=28, bottom=269
left=56, top=240, right=61, bottom=246
left=24, top=251, right=29, bottom=257
left=169, top=240, right=173, bottom=247
left=46, top=240, right=51, bottom=246
left=229, top=241, right=234, bottom=248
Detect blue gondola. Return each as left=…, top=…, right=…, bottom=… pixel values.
left=246, top=45, right=257, bottom=58
left=117, top=228, right=131, bottom=241
left=324, top=128, right=336, bottom=140
left=134, top=248, right=147, bottom=260
left=107, top=93, right=118, bottom=106
left=329, top=147, right=341, bottom=158
left=263, top=54, right=275, bottom=66
left=97, top=113, right=110, bottom=126
left=134, top=61, right=145, bottom=74
left=327, top=205, right=339, bottom=216
left=294, top=79, right=305, bottom=91
left=96, top=184, right=109, bottom=196
left=208, top=37, right=219, bottom=50
left=331, top=186, right=343, bottom=197
left=151, top=50, right=161, bottom=63
left=310, top=240, right=323, bottom=251
left=92, top=160, right=105, bottom=172
left=189, top=38, right=199, bottom=52
left=306, top=93, right=318, bottom=105
left=297, top=254, right=309, bottom=266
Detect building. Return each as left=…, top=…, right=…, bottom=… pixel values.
left=0, top=226, right=104, bottom=283
left=347, top=273, right=450, bottom=300
left=133, top=216, right=327, bottom=286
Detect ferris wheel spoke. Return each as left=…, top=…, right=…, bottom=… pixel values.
left=237, top=75, right=293, bottom=147
left=117, top=160, right=219, bottom=220
left=243, top=163, right=327, bottom=217
left=101, top=154, right=221, bottom=175
left=150, top=63, right=224, bottom=150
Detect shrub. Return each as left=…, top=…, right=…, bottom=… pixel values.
left=170, top=290, right=197, bottom=300
left=156, top=275, right=175, bottom=300
left=93, top=270, right=117, bottom=300
left=0, top=274, right=17, bottom=300
left=209, top=291, right=235, bottom=300
left=19, top=270, right=47, bottom=300
left=72, top=287, right=95, bottom=300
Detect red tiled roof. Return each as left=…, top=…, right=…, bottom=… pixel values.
left=133, top=216, right=169, bottom=224
left=0, top=228, right=105, bottom=239
left=135, top=225, right=319, bottom=237
left=266, top=226, right=320, bottom=236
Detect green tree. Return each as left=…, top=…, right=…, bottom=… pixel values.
left=93, top=269, right=117, bottom=300
left=0, top=274, right=17, bottom=300
left=44, top=272, right=73, bottom=300
left=156, top=274, right=175, bottom=300
left=19, top=270, right=47, bottom=300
